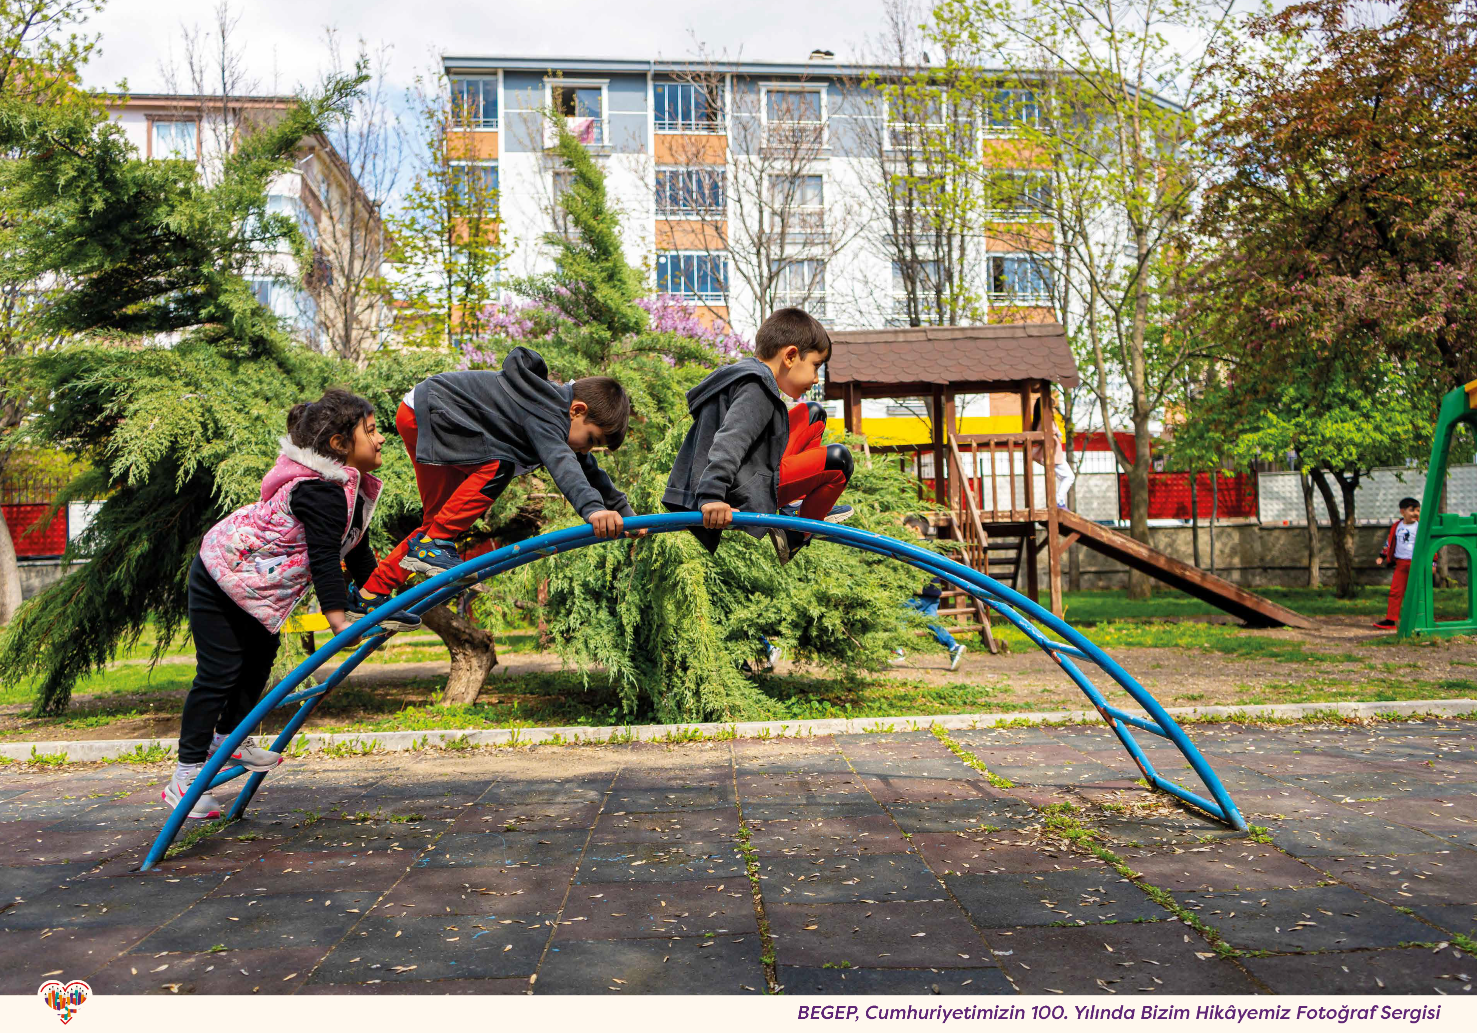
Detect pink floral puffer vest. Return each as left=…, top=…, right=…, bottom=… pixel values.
left=199, top=438, right=382, bottom=632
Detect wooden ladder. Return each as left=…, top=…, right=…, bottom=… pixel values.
left=935, top=434, right=999, bottom=654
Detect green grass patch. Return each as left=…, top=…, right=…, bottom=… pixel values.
left=1059, top=586, right=1469, bottom=622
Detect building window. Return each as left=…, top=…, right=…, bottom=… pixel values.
left=152, top=120, right=197, bottom=160
left=763, top=86, right=825, bottom=149
left=449, top=162, right=498, bottom=207
left=654, top=81, right=722, bottom=133
left=987, top=254, right=1052, bottom=302
left=772, top=258, right=826, bottom=319
left=986, top=88, right=1039, bottom=129
left=656, top=167, right=725, bottom=218
left=550, top=83, right=605, bottom=145
left=451, top=77, right=498, bottom=129
left=891, top=259, right=947, bottom=323
left=886, top=92, right=977, bottom=155
left=987, top=170, right=1053, bottom=215
left=657, top=251, right=727, bottom=303
left=768, top=173, right=824, bottom=234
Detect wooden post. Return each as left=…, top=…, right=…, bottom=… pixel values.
left=931, top=388, right=947, bottom=507
left=844, top=382, right=862, bottom=435
left=942, top=392, right=958, bottom=512
left=1042, top=379, right=1064, bottom=617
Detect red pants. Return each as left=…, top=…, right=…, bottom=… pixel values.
left=1385, top=558, right=1411, bottom=622
left=364, top=403, right=512, bottom=596
left=777, top=403, right=847, bottom=519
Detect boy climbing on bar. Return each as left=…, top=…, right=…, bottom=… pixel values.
left=360, top=346, right=637, bottom=603
left=664, top=306, right=853, bottom=562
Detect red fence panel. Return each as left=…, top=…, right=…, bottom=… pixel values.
left=2, top=503, right=68, bottom=557
left=1118, top=472, right=1257, bottom=521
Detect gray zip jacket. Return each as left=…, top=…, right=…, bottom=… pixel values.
left=411, top=347, right=634, bottom=520
left=662, top=356, right=790, bottom=553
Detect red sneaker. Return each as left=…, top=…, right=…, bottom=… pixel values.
left=1371, top=619, right=1397, bottom=630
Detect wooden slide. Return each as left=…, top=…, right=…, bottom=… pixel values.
left=1056, top=509, right=1318, bottom=629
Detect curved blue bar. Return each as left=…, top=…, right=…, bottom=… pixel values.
left=141, top=511, right=1246, bottom=870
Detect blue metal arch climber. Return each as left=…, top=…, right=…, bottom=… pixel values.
left=141, top=512, right=1246, bottom=871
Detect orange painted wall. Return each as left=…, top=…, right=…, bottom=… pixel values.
left=446, top=132, right=499, bottom=160
left=655, top=133, right=726, bottom=165
left=656, top=219, right=727, bottom=249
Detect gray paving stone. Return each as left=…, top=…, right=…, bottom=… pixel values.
left=947, top=869, right=1167, bottom=927
left=132, top=891, right=363, bottom=952
left=310, top=912, right=548, bottom=983
left=779, top=964, right=1015, bottom=994
left=758, top=851, right=941, bottom=904
left=982, top=921, right=1263, bottom=994
left=534, top=933, right=765, bottom=993
left=1172, top=886, right=1437, bottom=952
left=768, top=900, right=993, bottom=969
left=1242, top=944, right=1477, bottom=994
left=888, top=799, right=1037, bottom=833
left=1270, top=816, right=1448, bottom=857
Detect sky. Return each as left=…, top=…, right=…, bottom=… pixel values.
left=83, top=0, right=878, bottom=95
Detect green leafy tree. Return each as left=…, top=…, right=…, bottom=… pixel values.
left=0, top=74, right=408, bottom=715
left=496, top=129, right=931, bottom=722
left=386, top=69, right=504, bottom=351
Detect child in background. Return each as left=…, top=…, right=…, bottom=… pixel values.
left=167, top=391, right=420, bottom=818
left=360, top=346, right=637, bottom=601
left=890, top=517, right=967, bottom=670
left=664, top=307, right=853, bottom=563
left=1373, top=496, right=1421, bottom=630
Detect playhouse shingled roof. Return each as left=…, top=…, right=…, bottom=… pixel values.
left=824, top=324, right=1079, bottom=390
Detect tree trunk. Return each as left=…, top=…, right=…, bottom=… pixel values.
left=1299, top=468, right=1321, bottom=589
left=0, top=510, right=23, bottom=626
left=1209, top=473, right=1218, bottom=577
left=1126, top=439, right=1152, bottom=601
left=1190, top=471, right=1200, bottom=568
left=1311, top=469, right=1358, bottom=599
left=421, top=603, right=496, bottom=706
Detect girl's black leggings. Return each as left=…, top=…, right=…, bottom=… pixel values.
left=178, top=556, right=281, bottom=764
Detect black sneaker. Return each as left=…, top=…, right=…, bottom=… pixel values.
left=778, top=503, right=854, bottom=523
left=1371, top=618, right=1397, bottom=630
left=400, top=535, right=462, bottom=576
left=346, top=588, right=423, bottom=633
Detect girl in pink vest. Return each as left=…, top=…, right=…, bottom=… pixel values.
left=165, top=390, right=420, bottom=818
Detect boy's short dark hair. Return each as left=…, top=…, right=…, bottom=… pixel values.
left=755, top=307, right=832, bottom=362
left=1399, top=497, right=1420, bottom=510
left=572, top=376, right=631, bottom=449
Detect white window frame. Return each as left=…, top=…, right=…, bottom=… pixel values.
left=544, top=79, right=609, bottom=147
left=655, top=166, right=726, bottom=219
left=983, top=87, right=1041, bottom=134
left=772, top=257, right=827, bottom=320
left=449, top=76, right=500, bottom=131
left=150, top=117, right=198, bottom=161
left=448, top=160, right=499, bottom=208
left=656, top=250, right=728, bottom=304
left=985, top=169, right=1053, bottom=217
left=653, top=80, right=725, bottom=134
left=987, top=253, right=1053, bottom=305
left=760, top=83, right=828, bottom=150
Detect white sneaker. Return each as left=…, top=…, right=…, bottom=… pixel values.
left=888, top=648, right=908, bottom=666
left=212, top=735, right=282, bottom=773
left=766, top=643, right=783, bottom=669
left=949, top=644, right=968, bottom=671
left=162, top=770, right=222, bottom=820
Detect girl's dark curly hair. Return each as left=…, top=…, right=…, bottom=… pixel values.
left=286, top=388, right=376, bottom=461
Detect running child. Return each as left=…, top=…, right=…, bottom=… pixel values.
left=1373, top=496, right=1421, bottom=630
left=359, top=346, right=636, bottom=600
left=165, top=390, right=420, bottom=818
left=664, top=307, right=853, bottom=562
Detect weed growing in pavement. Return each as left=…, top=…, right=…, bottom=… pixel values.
left=114, top=742, right=173, bottom=764
left=164, top=816, right=235, bottom=859
left=26, top=746, right=68, bottom=767
left=932, top=725, right=1015, bottom=788
left=735, top=819, right=779, bottom=993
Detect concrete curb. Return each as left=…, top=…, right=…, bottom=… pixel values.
left=3, top=698, right=1474, bottom=765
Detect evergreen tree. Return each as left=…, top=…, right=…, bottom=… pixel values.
left=495, top=129, right=931, bottom=722
left=0, top=74, right=456, bottom=716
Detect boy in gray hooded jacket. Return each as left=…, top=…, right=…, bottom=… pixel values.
left=362, top=346, right=636, bottom=599
left=663, top=307, right=854, bottom=561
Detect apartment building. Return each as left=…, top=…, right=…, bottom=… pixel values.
left=440, top=53, right=1059, bottom=442
left=106, top=94, right=389, bottom=359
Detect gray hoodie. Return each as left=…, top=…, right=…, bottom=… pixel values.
left=662, top=356, right=791, bottom=553
left=411, top=346, right=634, bottom=520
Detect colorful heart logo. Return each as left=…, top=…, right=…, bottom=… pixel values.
left=38, top=979, right=91, bottom=1024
